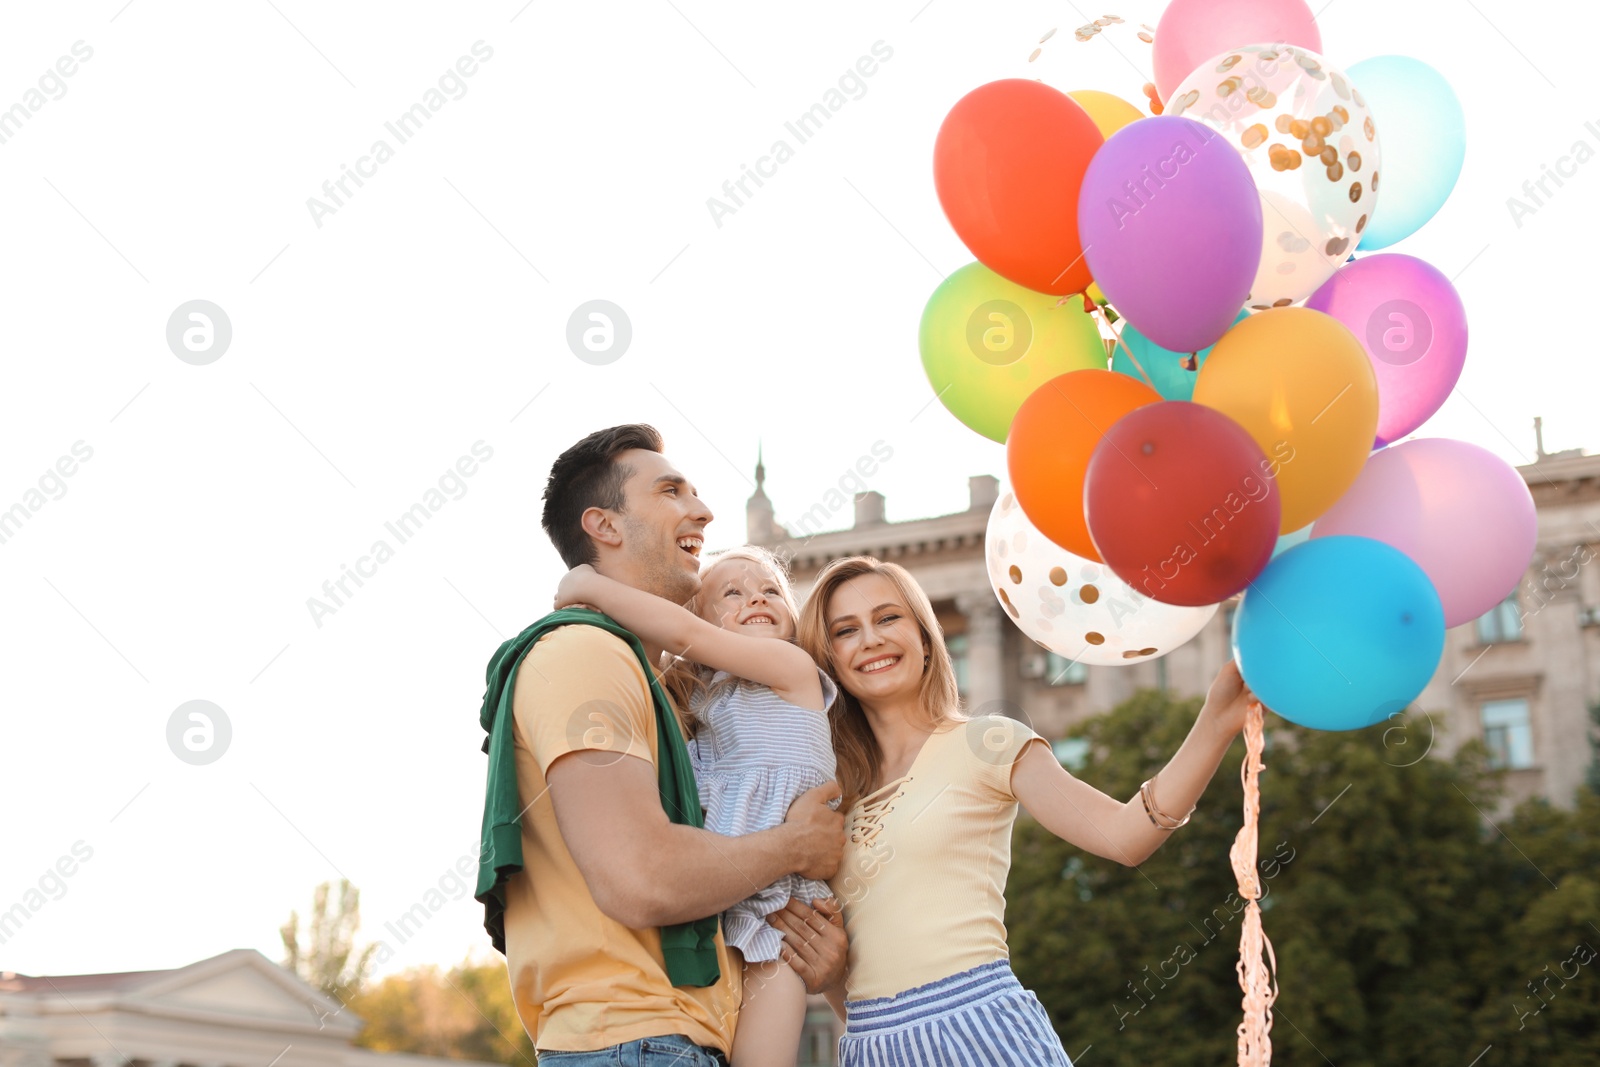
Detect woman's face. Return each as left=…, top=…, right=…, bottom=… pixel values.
left=823, top=572, right=929, bottom=706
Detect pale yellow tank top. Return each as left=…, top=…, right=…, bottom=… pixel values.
left=828, top=714, right=1044, bottom=1002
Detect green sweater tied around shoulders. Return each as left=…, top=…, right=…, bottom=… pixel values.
left=474, top=608, right=720, bottom=987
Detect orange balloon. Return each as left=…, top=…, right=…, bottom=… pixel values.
left=1007, top=370, right=1161, bottom=560
left=1192, top=309, right=1379, bottom=533
left=934, top=80, right=1103, bottom=296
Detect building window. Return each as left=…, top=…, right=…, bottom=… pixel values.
left=799, top=1007, right=835, bottom=1066
left=947, top=634, right=969, bottom=696
left=1481, top=698, right=1535, bottom=770
left=1045, top=652, right=1088, bottom=686
left=1475, top=592, right=1525, bottom=644
left=1053, top=737, right=1091, bottom=771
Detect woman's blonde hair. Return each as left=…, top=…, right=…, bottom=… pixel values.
left=660, top=544, right=803, bottom=732
left=797, top=556, right=963, bottom=811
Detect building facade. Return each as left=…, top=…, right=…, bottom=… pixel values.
left=0, top=951, right=497, bottom=1067
left=746, top=447, right=1600, bottom=811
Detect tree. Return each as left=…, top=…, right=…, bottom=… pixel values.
left=1007, top=689, right=1600, bottom=1066
left=280, top=879, right=378, bottom=1004
left=350, top=959, right=536, bottom=1067
left=1467, top=787, right=1600, bottom=1064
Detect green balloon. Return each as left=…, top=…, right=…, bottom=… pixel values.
left=919, top=262, right=1105, bottom=443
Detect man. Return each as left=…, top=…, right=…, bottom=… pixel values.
left=479, top=424, right=847, bottom=1064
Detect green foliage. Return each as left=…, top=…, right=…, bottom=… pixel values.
left=1008, top=690, right=1600, bottom=1066
left=280, top=879, right=377, bottom=1003
left=350, top=959, right=537, bottom=1067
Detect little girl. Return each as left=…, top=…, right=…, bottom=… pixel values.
left=555, top=545, right=838, bottom=1067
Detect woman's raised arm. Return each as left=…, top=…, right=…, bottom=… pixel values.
left=1010, top=661, right=1252, bottom=867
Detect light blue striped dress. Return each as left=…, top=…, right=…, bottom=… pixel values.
left=687, top=666, right=838, bottom=963
left=838, top=960, right=1074, bottom=1066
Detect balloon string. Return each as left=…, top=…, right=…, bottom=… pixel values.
left=1231, top=698, right=1277, bottom=1066
left=1081, top=295, right=1159, bottom=391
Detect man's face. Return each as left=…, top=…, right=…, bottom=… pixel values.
left=608, top=449, right=713, bottom=604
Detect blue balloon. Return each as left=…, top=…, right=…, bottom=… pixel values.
left=1232, top=536, right=1445, bottom=731
left=1348, top=56, right=1466, bottom=250
left=1112, top=311, right=1248, bottom=400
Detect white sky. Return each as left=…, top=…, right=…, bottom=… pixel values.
left=1, top=0, right=1595, bottom=980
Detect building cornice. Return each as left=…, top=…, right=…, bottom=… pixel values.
left=1521, top=452, right=1600, bottom=506
left=777, top=509, right=990, bottom=573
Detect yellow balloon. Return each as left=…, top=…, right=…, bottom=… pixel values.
left=1068, top=90, right=1144, bottom=140
left=1192, top=309, right=1378, bottom=533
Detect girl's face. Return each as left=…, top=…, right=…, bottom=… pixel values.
left=696, top=558, right=795, bottom=641
left=823, top=572, right=929, bottom=706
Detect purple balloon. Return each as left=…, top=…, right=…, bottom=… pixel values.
left=1305, top=254, right=1468, bottom=447
left=1310, top=439, right=1536, bottom=628
left=1079, top=116, right=1262, bottom=354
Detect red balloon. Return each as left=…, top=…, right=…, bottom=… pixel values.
left=1085, top=402, right=1281, bottom=606
left=934, top=80, right=1103, bottom=296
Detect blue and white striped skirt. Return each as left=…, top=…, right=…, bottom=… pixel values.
left=839, top=959, right=1074, bottom=1066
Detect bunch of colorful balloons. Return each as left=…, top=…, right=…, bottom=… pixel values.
left=930, top=0, right=1535, bottom=732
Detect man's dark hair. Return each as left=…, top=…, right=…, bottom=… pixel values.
left=541, top=424, right=665, bottom=568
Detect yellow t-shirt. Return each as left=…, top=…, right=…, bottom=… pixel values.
left=828, top=714, right=1044, bottom=1002
left=503, top=624, right=742, bottom=1052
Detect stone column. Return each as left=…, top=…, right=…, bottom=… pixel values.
left=1526, top=543, right=1590, bottom=804
left=956, top=592, right=1006, bottom=716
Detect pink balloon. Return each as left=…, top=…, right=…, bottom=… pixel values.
left=1152, top=0, right=1324, bottom=103
left=1310, top=439, right=1536, bottom=628
left=1305, top=255, right=1468, bottom=447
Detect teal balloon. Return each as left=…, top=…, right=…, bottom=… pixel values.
left=1111, top=312, right=1247, bottom=400
left=1231, top=536, right=1445, bottom=731
left=1270, top=525, right=1311, bottom=559
left=1349, top=56, right=1466, bottom=250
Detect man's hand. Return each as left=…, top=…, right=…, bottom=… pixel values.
left=767, top=896, right=846, bottom=995
left=783, top=781, right=845, bottom=881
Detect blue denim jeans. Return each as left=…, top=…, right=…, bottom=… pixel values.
left=536, top=1034, right=729, bottom=1066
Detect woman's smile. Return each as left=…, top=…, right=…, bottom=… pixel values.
left=856, top=654, right=902, bottom=675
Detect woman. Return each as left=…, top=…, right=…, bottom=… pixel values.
left=795, top=556, right=1254, bottom=1064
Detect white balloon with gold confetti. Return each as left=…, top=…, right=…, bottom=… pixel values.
left=1168, top=43, right=1382, bottom=310
left=985, top=490, right=1219, bottom=667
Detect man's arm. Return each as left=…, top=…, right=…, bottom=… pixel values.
left=547, top=750, right=844, bottom=929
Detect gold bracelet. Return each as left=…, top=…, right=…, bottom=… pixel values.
left=1140, top=776, right=1193, bottom=830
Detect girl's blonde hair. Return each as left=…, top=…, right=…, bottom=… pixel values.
left=796, top=555, right=964, bottom=811
left=660, top=544, right=803, bottom=732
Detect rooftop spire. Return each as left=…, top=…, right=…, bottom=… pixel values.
left=746, top=442, right=785, bottom=544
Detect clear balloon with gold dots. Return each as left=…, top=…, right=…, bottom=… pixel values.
left=1168, top=44, right=1382, bottom=310
left=985, top=490, right=1219, bottom=667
